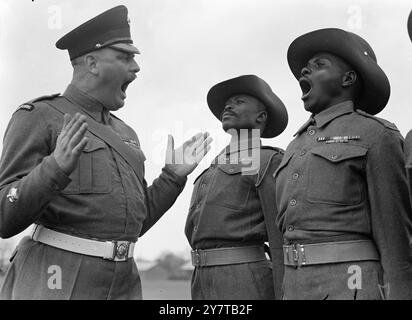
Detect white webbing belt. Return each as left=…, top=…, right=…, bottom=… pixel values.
left=31, top=224, right=135, bottom=262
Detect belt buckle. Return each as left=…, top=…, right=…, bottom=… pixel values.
left=112, top=241, right=130, bottom=261
left=291, top=244, right=306, bottom=267
left=192, top=249, right=202, bottom=267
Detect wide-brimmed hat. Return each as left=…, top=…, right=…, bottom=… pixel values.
left=56, top=5, right=140, bottom=60
left=287, top=28, right=390, bottom=115
left=408, top=11, right=412, bottom=42
left=207, top=75, right=288, bottom=138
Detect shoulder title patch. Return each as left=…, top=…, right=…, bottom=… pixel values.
left=17, top=104, right=34, bottom=112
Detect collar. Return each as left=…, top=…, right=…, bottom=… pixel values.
left=314, top=100, right=355, bottom=128
left=294, top=101, right=354, bottom=137
left=224, top=137, right=262, bottom=155
left=63, top=84, right=110, bottom=124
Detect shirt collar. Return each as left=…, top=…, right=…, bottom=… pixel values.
left=294, top=101, right=355, bottom=137
left=314, top=100, right=355, bottom=129
left=224, top=137, right=262, bottom=155
left=63, top=84, right=110, bottom=124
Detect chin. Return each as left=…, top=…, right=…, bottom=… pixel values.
left=303, top=100, right=313, bottom=112
left=222, top=121, right=232, bottom=132
left=111, top=100, right=125, bottom=111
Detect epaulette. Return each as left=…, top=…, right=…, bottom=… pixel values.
left=15, top=93, right=61, bottom=113
left=256, top=146, right=284, bottom=186
left=356, top=109, right=399, bottom=132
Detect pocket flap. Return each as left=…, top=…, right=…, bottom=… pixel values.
left=83, top=139, right=106, bottom=152
left=311, top=144, right=368, bottom=163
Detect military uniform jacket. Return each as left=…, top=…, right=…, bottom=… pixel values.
left=185, top=141, right=284, bottom=297
left=0, top=84, right=187, bottom=241
left=405, top=130, right=412, bottom=205
left=274, top=101, right=412, bottom=299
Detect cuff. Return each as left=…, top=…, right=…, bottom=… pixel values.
left=162, top=166, right=187, bottom=187
left=42, top=156, right=72, bottom=191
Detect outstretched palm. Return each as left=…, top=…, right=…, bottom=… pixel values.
left=165, top=132, right=212, bottom=177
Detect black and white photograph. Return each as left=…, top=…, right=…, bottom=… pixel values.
left=0, top=0, right=411, bottom=306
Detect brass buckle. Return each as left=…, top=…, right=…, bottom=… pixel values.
left=292, top=244, right=299, bottom=265
left=112, top=241, right=130, bottom=261
left=192, top=249, right=202, bottom=267
left=291, top=244, right=306, bottom=267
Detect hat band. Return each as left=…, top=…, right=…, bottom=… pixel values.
left=95, top=37, right=133, bottom=49
left=69, top=37, right=134, bottom=60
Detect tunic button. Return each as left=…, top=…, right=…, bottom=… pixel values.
left=194, top=226, right=198, bottom=232
left=290, top=199, right=297, bottom=207
left=308, top=129, right=316, bottom=136
left=300, top=149, right=306, bottom=156
left=196, top=204, right=201, bottom=209
left=287, top=225, right=295, bottom=231
left=201, top=183, right=206, bottom=188
left=331, top=154, right=339, bottom=160
left=229, top=168, right=234, bottom=173
left=292, top=173, right=299, bottom=180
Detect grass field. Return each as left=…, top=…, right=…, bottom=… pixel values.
left=0, top=275, right=191, bottom=300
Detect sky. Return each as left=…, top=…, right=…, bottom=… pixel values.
left=0, top=0, right=412, bottom=260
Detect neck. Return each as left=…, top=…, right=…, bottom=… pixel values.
left=71, top=73, right=105, bottom=107
left=313, top=95, right=353, bottom=115
left=228, top=128, right=261, bottom=147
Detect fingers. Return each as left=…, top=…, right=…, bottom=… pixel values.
left=68, top=122, right=88, bottom=150
left=65, top=114, right=87, bottom=141
left=72, top=137, right=88, bottom=156
left=186, top=132, right=210, bottom=149
left=59, top=113, right=86, bottom=141
left=196, top=145, right=212, bottom=163
left=193, top=136, right=213, bottom=162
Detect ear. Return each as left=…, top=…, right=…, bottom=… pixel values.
left=342, top=70, right=357, bottom=88
left=84, top=54, right=99, bottom=75
left=256, top=110, right=267, bottom=125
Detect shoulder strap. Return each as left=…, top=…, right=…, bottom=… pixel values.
left=356, top=109, right=400, bottom=132
left=44, top=97, right=144, bottom=186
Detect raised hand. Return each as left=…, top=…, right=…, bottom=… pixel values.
left=53, top=113, right=88, bottom=175
left=165, top=132, right=213, bottom=177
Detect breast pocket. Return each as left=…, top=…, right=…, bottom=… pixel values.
left=307, top=144, right=367, bottom=205
left=62, top=139, right=112, bottom=194
left=208, top=164, right=254, bottom=209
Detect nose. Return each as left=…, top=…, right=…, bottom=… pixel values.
left=130, top=59, right=140, bottom=74
left=223, top=104, right=233, bottom=113
left=301, top=66, right=311, bottom=77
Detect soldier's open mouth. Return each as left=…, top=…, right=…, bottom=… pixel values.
left=121, top=76, right=136, bottom=94
left=121, top=80, right=131, bottom=93
left=299, top=78, right=312, bottom=100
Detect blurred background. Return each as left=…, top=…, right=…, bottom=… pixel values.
left=1, top=0, right=412, bottom=299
